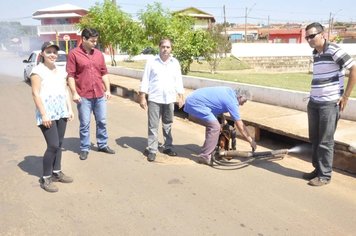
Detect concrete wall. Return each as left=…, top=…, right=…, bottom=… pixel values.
left=240, top=56, right=312, bottom=72
left=108, top=66, right=356, bottom=121
left=110, top=67, right=143, bottom=79
left=231, top=43, right=356, bottom=57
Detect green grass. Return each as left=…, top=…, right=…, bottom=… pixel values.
left=190, top=57, right=251, bottom=71
left=119, top=60, right=147, bottom=69
left=188, top=71, right=312, bottom=92
left=188, top=71, right=356, bottom=97
left=116, top=57, right=356, bottom=97
left=118, top=57, right=249, bottom=71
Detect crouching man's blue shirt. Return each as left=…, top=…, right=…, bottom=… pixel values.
left=184, top=86, right=240, bottom=122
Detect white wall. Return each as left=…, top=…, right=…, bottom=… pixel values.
left=231, top=43, right=356, bottom=57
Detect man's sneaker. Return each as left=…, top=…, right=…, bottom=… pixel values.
left=147, top=152, right=156, bottom=162
left=98, top=146, right=115, bottom=154
left=52, top=171, right=73, bottom=183
left=79, top=151, right=89, bottom=160
left=196, top=156, right=212, bottom=166
left=39, top=177, right=58, bottom=193
left=308, top=177, right=330, bottom=186
left=302, top=169, right=318, bottom=180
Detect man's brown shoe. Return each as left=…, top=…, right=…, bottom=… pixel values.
left=308, top=177, right=330, bottom=186
left=39, top=177, right=58, bottom=193
left=98, top=146, right=115, bottom=154
left=52, top=171, right=73, bottom=183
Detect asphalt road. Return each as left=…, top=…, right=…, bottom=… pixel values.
left=1, top=52, right=356, bottom=235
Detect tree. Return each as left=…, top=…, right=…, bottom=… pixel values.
left=171, top=28, right=214, bottom=74
left=204, top=25, right=232, bottom=74
left=139, top=2, right=216, bottom=74
left=78, top=1, right=222, bottom=74
left=78, top=0, right=144, bottom=65
left=118, top=20, right=144, bottom=56
left=138, top=2, right=171, bottom=49
left=167, top=15, right=200, bottom=74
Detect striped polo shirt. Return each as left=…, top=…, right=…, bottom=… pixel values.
left=310, top=42, right=355, bottom=102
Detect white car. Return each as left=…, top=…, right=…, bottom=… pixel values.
left=22, top=50, right=67, bottom=82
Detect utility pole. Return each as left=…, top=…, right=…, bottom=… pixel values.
left=223, top=5, right=227, bottom=57
left=223, top=5, right=227, bottom=37
left=328, top=12, right=332, bottom=40
left=267, top=15, right=270, bottom=42
left=244, top=7, right=248, bottom=43
left=328, top=9, right=342, bottom=41
left=55, top=30, right=59, bottom=46
left=244, top=3, right=256, bottom=43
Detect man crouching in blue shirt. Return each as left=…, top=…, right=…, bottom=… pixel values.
left=184, top=86, right=257, bottom=165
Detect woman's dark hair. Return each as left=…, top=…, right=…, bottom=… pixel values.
left=305, top=22, right=324, bottom=32
left=81, top=28, right=99, bottom=40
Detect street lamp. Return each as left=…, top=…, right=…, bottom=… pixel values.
left=245, top=3, right=256, bottom=43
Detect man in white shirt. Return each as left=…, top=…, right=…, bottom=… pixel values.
left=139, top=38, right=184, bottom=162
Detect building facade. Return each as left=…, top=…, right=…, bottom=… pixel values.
left=32, top=4, right=88, bottom=52
left=173, top=7, right=215, bottom=30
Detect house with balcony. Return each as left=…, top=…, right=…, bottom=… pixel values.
left=173, top=7, right=215, bottom=30
left=32, top=4, right=88, bottom=51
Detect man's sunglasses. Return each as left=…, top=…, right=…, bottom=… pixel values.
left=305, top=32, right=321, bottom=40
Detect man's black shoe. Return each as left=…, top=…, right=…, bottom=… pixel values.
left=147, top=153, right=156, bottom=162
left=163, top=149, right=177, bottom=156
left=79, top=151, right=88, bottom=160
left=302, top=169, right=317, bottom=180
left=143, top=149, right=149, bottom=156
left=98, top=146, right=115, bottom=154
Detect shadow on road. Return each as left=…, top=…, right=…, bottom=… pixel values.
left=250, top=157, right=305, bottom=179
left=17, top=137, right=81, bottom=177
left=18, top=155, right=42, bottom=177
left=115, top=136, right=201, bottom=162
left=116, top=136, right=147, bottom=153
left=248, top=141, right=311, bottom=178
left=62, top=137, right=81, bottom=154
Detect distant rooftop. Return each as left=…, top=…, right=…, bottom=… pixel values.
left=33, top=4, right=87, bottom=16
left=173, top=7, right=216, bottom=23
left=33, top=13, right=83, bottom=19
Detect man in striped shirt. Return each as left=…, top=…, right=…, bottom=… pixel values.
left=303, top=22, right=356, bottom=186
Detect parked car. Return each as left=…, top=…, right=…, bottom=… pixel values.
left=141, top=47, right=156, bottom=55
left=22, top=50, right=67, bottom=82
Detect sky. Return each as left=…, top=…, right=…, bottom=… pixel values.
left=0, top=0, right=355, bottom=26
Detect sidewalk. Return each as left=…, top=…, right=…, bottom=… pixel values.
left=109, top=74, right=356, bottom=174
